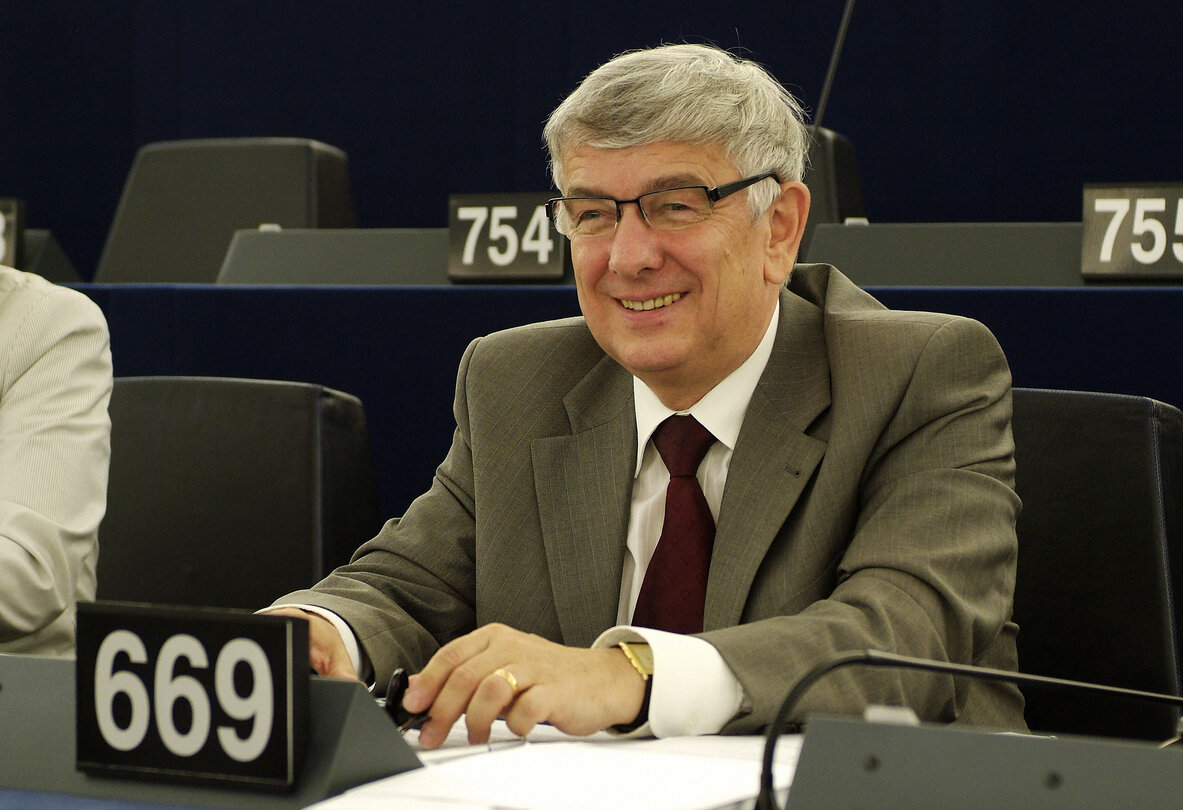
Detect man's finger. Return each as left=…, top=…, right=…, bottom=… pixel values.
left=410, top=652, right=502, bottom=746
left=462, top=667, right=525, bottom=744
left=404, top=625, right=504, bottom=712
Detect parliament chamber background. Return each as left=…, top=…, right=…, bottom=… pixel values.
left=3, top=0, right=1182, bottom=542
left=0, top=0, right=1179, bottom=550
left=3, top=3, right=1183, bottom=807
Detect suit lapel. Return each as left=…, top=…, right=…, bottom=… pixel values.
left=532, top=355, right=635, bottom=647
left=529, top=285, right=834, bottom=638
left=705, top=288, right=832, bottom=629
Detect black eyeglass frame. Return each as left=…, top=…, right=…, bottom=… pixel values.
left=546, top=170, right=783, bottom=237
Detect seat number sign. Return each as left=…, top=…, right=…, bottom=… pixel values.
left=76, top=602, right=309, bottom=790
left=447, top=192, right=569, bottom=281
left=1082, top=183, right=1183, bottom=279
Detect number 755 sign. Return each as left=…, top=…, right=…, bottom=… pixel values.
left=1082, top=184, right=1183, bottom=279
left=447, top=193, right=571, bottom=282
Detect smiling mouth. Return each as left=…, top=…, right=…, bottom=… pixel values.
left=620, top=293, right=683, bottom=312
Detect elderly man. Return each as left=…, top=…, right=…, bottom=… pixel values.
left=270, top=43, right=1025, bottom=747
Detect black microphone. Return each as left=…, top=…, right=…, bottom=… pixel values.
left=810, top=0, right=857, bottom=138
left=755, top=649, right=1183, bottom=810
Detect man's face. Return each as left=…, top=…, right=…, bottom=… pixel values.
left=562, top=141, right=793, bottom=409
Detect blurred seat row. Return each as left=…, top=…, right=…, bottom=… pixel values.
left=12, top=131, right=868, bottom=286
left=10, top=132, right=1120, bottom=287
left=49, top=132, right=1089, bottom=287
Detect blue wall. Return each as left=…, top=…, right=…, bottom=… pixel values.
left=3, top=1, right=1182, bottom=279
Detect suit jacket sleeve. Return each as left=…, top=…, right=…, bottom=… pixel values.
left=703, top=312, right=1024, bottom=733
left=273, top=317, right=615, bottom=685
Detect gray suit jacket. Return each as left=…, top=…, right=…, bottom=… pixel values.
left=276, top=263, right=1026, bottom=733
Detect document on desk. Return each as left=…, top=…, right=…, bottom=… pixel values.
left=308, top=720, right=801, bottom=810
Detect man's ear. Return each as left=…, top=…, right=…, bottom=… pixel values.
left=764, top=181, right=811, bottom=285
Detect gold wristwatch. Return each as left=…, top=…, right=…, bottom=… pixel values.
left=614, top=642, right=653, bottom=732
left=617, top=641, right=654, bottom=680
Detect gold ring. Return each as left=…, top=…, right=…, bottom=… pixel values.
left=493, top=668, right=519, bottom=694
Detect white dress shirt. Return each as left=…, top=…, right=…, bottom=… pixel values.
left=593, top=300, right=779, bottom=736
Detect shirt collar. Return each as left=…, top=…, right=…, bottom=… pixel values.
left=632, top=300, right=780, bottom=475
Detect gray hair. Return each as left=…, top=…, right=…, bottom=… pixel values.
left=543, top=43, right=810, bottom=218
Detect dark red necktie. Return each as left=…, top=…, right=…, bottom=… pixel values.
left=632, top=415, right=717, bottom=634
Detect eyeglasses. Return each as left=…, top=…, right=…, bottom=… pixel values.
left=547, top=171, right=782, bottom=238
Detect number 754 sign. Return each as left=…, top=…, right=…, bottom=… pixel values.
left=1082, top=184, right=1183, bottom=279
left=447, top=193, right=570, bottom=282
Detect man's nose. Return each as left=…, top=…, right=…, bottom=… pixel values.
left=607, top=203, right=660, bottom=278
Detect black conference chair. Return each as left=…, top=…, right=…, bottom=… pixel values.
left=20, top=229, right=81, bottom=282
left=800, top=126, right=865, bottom=256
left=1011, top=388, right=1183, bottom=741
left=97, top=376, right=382, bottom=611
left=94, top=138, right=357, bottom=283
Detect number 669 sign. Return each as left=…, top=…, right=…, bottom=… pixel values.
left=447, top=192, right=571, bottom=282
left=76, top=602, right=309, bottom=790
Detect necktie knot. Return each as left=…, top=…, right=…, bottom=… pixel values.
left=653, top=415, right=716, bottom=478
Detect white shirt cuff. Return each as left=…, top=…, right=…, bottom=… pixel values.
left=594, top=626, right=744, bottom=737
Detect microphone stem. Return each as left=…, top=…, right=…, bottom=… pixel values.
left=811, top=0, right=857, bottom=137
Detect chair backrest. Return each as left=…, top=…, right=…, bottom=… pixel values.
left=21, top=229, right=81, bottom=282
left=216, top=227, right=450, bottom=285
left=1011, top=387, right=1183, bottom=740
left=800, top=126, right=865, bottom=255
left=97, top=376, right=381, bottom=610
left=94, top=138, right=357, bottom=283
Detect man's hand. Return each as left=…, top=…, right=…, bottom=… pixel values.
left=403, top=623, right=646, bottom=748
left=267, top=607, right=360, bottom=681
